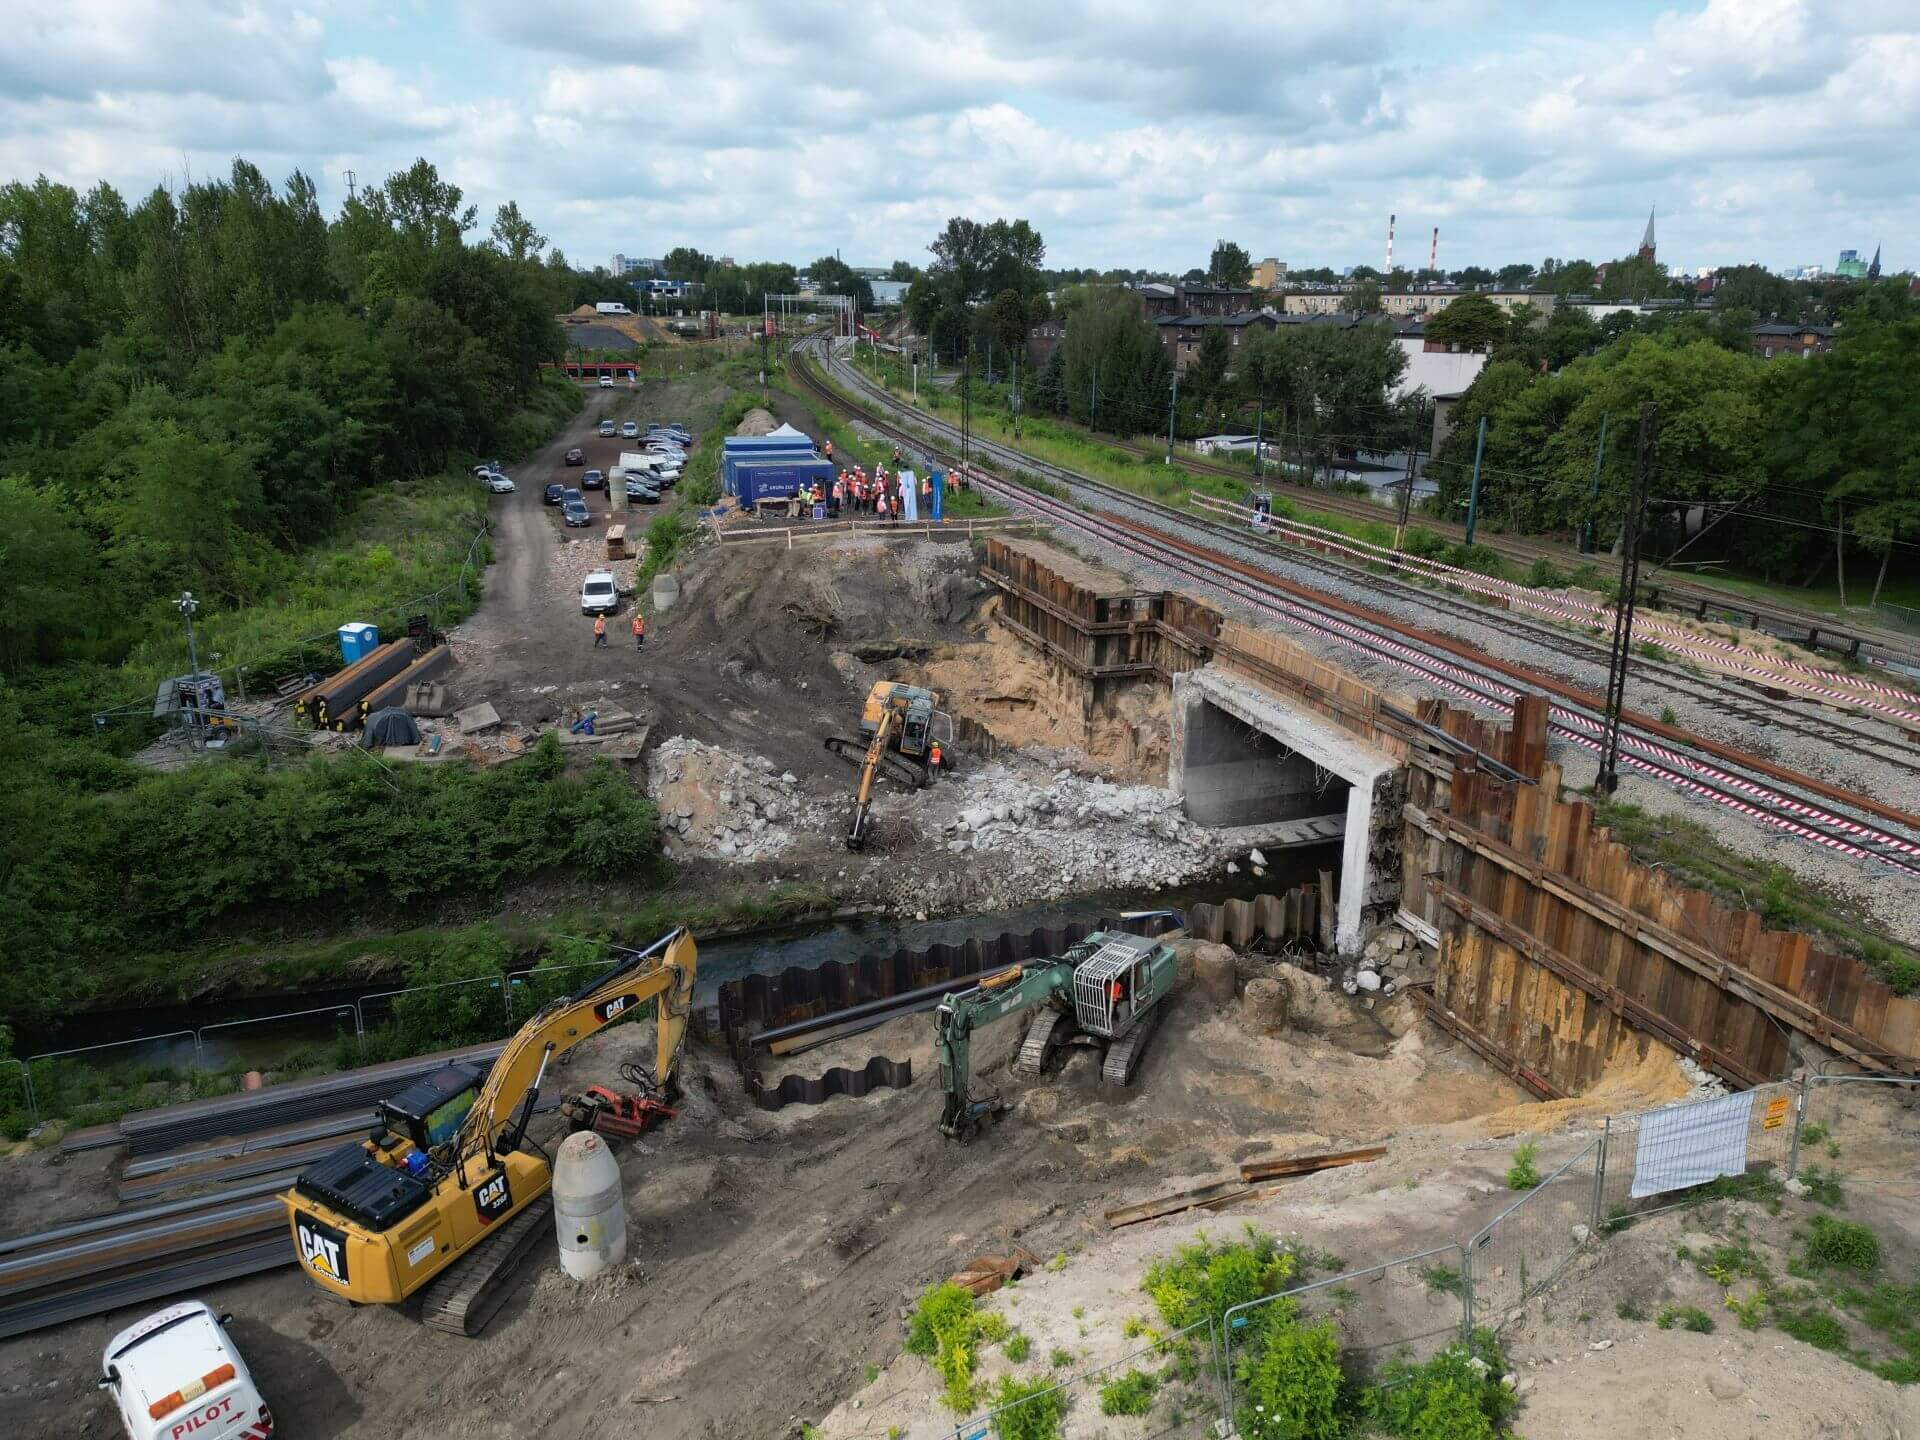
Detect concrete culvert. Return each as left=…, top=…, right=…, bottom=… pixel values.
left=553, top=1131, right=626, bottom=1281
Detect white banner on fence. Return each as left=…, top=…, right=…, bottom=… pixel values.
left=1629, top=1090, right=1756, bottom=1199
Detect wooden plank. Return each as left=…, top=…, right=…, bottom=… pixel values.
left=1238, top=1146, right=1389, bottom=1182
left=1104, top=1179, right=1257, bottom=1230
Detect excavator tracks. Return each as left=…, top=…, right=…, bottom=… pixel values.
left=418, top=1195, right=554, bottom=1336
left=1101, top=1003, right=1164, bottom=1087
left=822, top=736, right=928, bottom=788
left=1014, top=1009, right=1068, bottom=1077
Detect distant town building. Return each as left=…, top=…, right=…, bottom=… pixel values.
left=1155, top=310, right=1278, bottom=371
left=868, top=279, right=908, bottom=307
left=1282, top=290, right=1554, bottom=319
left=1251, top=257, right=1286, bottom=289
left=611, top=254, right=662, bottom=277
left=1835, top=248, right=1869, bottom=280
left=1750, top=322, right=1836, bottom=360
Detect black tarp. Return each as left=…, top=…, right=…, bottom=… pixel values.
left=362, top=707, right=421, bottom=747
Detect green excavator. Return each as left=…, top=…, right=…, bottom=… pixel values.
left=934, top=931, right=1179, bottom=1139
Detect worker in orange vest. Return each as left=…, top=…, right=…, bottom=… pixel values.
left=928, top=740, right=943, bottom=773
left=824, top=439, right=834, bottom=461
left=632, top=612, right=645, bottom=649
left=593, top=614, right=607, bottom=648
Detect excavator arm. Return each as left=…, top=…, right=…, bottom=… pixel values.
left=934, top=960, right=1074, bottom=1137
left=460, top=926, right=697, bottom=1166
left=845, top=707, right=899, bottom=851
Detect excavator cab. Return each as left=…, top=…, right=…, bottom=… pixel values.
left=377, top=1065, right=484, bottom=1153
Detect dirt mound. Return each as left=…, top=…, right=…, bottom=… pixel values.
left=735, top=407, right=779, bottom=436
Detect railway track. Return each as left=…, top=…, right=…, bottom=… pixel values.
left=852, top=348, right=1920, bottom=672
left=793, top=341, right=1920, bottom=877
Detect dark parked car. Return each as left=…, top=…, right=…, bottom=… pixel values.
left=544, top=481, right=565, bottom=505
left=564, top=447, right=584, bottom=466
left=581, top=468, right=605, bottom=490
left=625, top=477, right=661, bottom=503
left=563, top=499, right=591, bottom=527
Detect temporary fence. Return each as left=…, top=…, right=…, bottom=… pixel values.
left=1594, top=1078, right=1801, bottom=1230
left=939, top=1315, right=1229, bottom=1440
left=1463, top=1137, right=1602, bottom=1326
left=1221, top=1245, right=1471, bottom=1428
left=1796, top=1073, right=1920, bottom=1195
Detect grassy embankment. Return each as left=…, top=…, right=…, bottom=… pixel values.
left=0, top=376, right=832, bottom=1136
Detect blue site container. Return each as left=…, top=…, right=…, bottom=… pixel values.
left=723, top=444, right=820, bottom=498
left=729, top=457, right=837, bottom=509
left=337, top=622, right=379, bottom=664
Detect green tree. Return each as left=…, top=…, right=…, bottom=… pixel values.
left=1208, top=240, right=1252, bottom=288
left=1347, top=279, right=1383, bottom=315
left=0, top=476, right=97, bottom=670
left=808, top=255, right=873, bottom=309
left=887, top=259, right=918, bottom=282
left=489, top=201, right=547, bottom=263
left=1425, top=294, right=1509, bottom=352
left=660, top=246, right=712, bottom=283
left=1453, top=265, right=1495, bottom=288
left=1711, top=264, right=1803, bottom=321
left=1497, top=262, right=1537, bottom=289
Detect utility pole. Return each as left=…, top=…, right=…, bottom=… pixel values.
left=1166, top=371, right=1180, bottom=464
left=177, top=591, right=203, bottom=751
left=1089, top=360, right=1099, bottom=435
left=960, top=344, right=973, bottom=475
left=760, top=294, right=768, bottom=388
left=1011, top=353, right=1021, bottom=437
left=1253, top=392, right=1266, bottom=478
left=1582, top=413, right=1609, bottom=555
left=1394, top=398, right=1423, bottom=551
left=1463, top=415, right=1488, bottom=546
left=1597, top=403, right=1656, bottom=795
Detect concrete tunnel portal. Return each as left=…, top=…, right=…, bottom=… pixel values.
left=1171, top=668, right=1400, bottom=954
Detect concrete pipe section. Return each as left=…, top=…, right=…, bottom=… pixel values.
left=553, top=1132, right=626, bottom=1281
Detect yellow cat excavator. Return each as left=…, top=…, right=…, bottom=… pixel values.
left=281, top=928, right=697, bottom=1334
left=824, top=681, right=954, bottom=850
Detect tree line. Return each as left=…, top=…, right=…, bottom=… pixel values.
left=1429, top=281, right=1918, bottom=599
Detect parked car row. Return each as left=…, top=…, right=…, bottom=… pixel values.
left=472, top=460, right=515, bottom=494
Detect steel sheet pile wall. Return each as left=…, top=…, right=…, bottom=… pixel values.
left=1413, top=761, right=1920, bottom=1094
left=979, top=536, right=1217, bottom=681
left=715, top=894, right=1316, bottom=1109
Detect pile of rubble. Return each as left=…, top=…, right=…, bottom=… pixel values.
left=916, top=758, right=1230, bottom=901
left=648, top=736, right=832, bottom=863
left=1339, top=922, right=1418, bottom=997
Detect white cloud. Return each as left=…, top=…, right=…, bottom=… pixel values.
left=0, top=0, right=1914, bottom=274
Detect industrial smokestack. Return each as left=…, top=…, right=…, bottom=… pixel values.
left=1386, top=213, right=1396, bottom=275
left=1429, top=227, right=1438, bottom=275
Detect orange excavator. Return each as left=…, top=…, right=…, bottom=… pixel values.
left=823, top=682, right=953, bottom=850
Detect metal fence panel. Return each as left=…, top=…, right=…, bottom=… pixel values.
left=1221, top=1245, right=1469, bottom=1427
left=1464, top=1136, right=1600, bottom=1327
left=1593, top=1079, right=1799, bottom=1231
left=940, top=1316, right=1227, bottom=1439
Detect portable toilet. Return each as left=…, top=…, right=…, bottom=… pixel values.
left=338, top=622, right=379, bottom=664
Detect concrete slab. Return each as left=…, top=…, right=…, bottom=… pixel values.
left=1172, top=667, right=1398, bottom=955
left=452, top=700, right=501, bottom=734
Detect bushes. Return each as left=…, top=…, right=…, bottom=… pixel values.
left=1236, top=1301, right=1343, bottom=1440
left=1525, top=558, right=1570, bottom=589
left=635, top=510, right=694, bottom=588
left=0, top=729, right=661, bottom=1025
left=904, top=1282, right=1014, bottom=1412
left=1505, top=1142, right=1540, bottom=1191
left=1097, top=1368, right=1157, bottom=1416
left=1805, top=1216, right=1880, bottom=1273
left=1360, top=1340, right=1518, bottom=1440
left=1141, top=1227, right=1298, bottom=1332
left=988, top=1375, right=1064, bottom=1440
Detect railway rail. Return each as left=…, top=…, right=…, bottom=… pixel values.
left=793, top=340, right=1920, bottom=878
left=845, top=345, right=1920, bottom=672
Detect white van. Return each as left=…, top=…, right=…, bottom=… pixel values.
left=99, top=1301, right=272, bottom=1440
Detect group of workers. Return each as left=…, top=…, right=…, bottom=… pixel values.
left=591, top=611, right=646, bottom=649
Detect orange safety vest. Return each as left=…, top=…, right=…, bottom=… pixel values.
left=593, top=616, right=606, bottom=635
left=632, top=614, right=644, bottom=635
left=929, top=742, right=943, bottom=768
left=1108, top=979, right=1123, bottom=1002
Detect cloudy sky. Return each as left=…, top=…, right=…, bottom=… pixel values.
left=3, top=0, right=1912, bottom=276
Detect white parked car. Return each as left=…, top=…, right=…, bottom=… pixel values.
left=620, top=421, right=640, bottom=439
left=98, top=1301, right=273, bottom=1440
left=599, top=375, right=613, bottom=388
left=581, top=570, right=619, bottom=616
left=486, top=473, right=515, bottom=494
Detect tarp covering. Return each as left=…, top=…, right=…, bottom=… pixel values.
left=1629, top=1089, right=1756, bottom=1199
left=363, top=707, right=421, bottom=748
